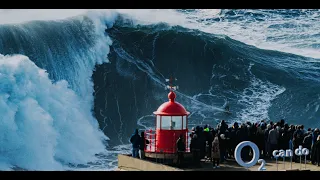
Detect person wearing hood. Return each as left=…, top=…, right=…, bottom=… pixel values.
left=130, top=129, right=141, bottom=158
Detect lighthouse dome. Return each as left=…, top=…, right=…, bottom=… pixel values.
left=153, top=91, right=190, bottom=116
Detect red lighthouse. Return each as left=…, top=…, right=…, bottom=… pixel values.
left=145, top=78, right=190, bottom=157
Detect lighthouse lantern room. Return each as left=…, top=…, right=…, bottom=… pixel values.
left=145, top=77, right=190, bottom=155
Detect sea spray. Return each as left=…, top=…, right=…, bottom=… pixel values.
left=0, top=55, right=107, bottom=170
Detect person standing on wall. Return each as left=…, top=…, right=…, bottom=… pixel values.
left=139, top=131, right=149, bottom=159
left=130, top=129, right=141, bottom=158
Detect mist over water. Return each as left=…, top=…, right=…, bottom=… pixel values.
left=0, top=9, right=319, bottom=170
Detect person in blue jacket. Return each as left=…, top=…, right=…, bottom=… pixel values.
left=130, top=129, right=141, bottom=158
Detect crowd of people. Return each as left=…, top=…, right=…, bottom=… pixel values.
left=185, top=119, right=320, bottom=168
left=130, top=119, right=320, bottom=169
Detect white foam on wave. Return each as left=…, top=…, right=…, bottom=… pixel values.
left=236, top=64, right=286, bottom=123
left=116, top=9, right=320, bottom=59
left=0, top=9, right=316, bottom=170
left=71, top=144, right=131, bottom=171
left=1, top=9, right=319, bottom=59
left=0, top=54, right=108, bottom=170
left=0, top=10, right=121, bottom=171
left=0, top=9, right=94, bottom=24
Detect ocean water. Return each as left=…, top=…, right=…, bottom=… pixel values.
left=0, top=9, right=319, bottom=171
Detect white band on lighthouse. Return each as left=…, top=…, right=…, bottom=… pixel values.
left=234, top=141, right=260, bottom=168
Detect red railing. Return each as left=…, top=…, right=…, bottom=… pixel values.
left=145, top=129, right=190, bottom=153
left=145, top=129, right=156, bottom=152
left=186, top=131, right=190, bottom=152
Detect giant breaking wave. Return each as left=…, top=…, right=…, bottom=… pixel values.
left=0, top=9, right=320, bottom=170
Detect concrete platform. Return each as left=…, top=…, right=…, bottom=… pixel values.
left=118, top=154, right=183, bottom=171
left=186, top=159, right=319, bottom=171
left=117, top=154, right=320, bottom=171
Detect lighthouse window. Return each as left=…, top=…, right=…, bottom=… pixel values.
left=183, top=116, right=187, bottom=129
left=156, top=116, right=161, bottom=129
left=161, top=116, right=171, bottom=130
left=171, top=116, right=183, bottom=130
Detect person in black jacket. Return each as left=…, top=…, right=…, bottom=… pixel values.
left=176, top=134, right=186, bottom=167
left=256, top=123, right=266, bottom=158
left=219, top=133, right=227, bottom=162
left=303, top=132, right=313, bottom=160
left=139, top=132, right=149, bottom=159
left=130, top=129, right=140, bottom=158
left=190, top=134, right=201, bottom=167
left=199, top=127, right=206, bottom=159
left=293, top=126, right=304, bottom=162
left=311, top=135, right=320, bottom=166
left=229, top=122, right=239, bottom=158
